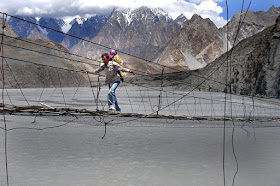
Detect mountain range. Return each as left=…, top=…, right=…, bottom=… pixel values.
left=7, top=6, right=280, bottom=71
left=2, top=6, right=280, bottom=98
left=135, top=15, right=280, bottom=98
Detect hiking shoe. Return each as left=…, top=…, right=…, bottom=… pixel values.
left=109, top=106, right=116, bottom=111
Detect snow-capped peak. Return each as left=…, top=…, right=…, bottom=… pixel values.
left=118, top=7, right=173, bottom=25
left=70, top=16, right=86, bottom=25
left=151, top=8, right=169, bottom=17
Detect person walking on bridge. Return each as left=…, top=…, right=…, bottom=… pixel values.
left=82, top=53, right=135, bottom=112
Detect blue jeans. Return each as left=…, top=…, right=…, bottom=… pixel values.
left=108, top=81, right=121, bottom=111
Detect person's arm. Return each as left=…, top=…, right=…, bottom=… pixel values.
left=113, top=62, right=135, bottom=75
left=81, top=69, right=89, bottom=73
left=129, top=70, right=135, bottom=75
left=81, top=64, right=105, bottom=74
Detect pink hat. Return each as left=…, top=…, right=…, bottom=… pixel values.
left=109, top=50, right=117, bottom=59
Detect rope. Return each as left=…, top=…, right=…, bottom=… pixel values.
left=6, top=118, right=77, bottom=131
left=3, top=57, right=30, bottom=105
left=223, top=1, right=229, bottom=184
left=1, top=13, right=9, bottom=186
left=123, top=83, right=134, bottom=113
left=86, top=72, right=100, bottom=110
left=0, top=67, right=13, bottom=105
left=2, top=55, right=280, bottom=112
left=56, top=68, right=67, bottom=107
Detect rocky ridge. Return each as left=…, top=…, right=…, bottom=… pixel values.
left=71, top=7, right=182, bottom=62
left=155, top=14, right=225, bottom=71
left=220, top=6, right=280, bottom=48
left=1, top=19, right=90, bottom=88
left=140, top=15, right=280, bottom=98
left=155, top=6, right=280, bottom=71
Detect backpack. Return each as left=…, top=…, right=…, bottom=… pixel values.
left=112, top=55, right=127, bottom=78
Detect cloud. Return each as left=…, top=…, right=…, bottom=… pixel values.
left=189, top=0, right=223, bottom=3
left=160, top=0, right=227, bottom=27
left=0, top=0, right=227, bottom=27
left=195, top=0, right=227, bottom=27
